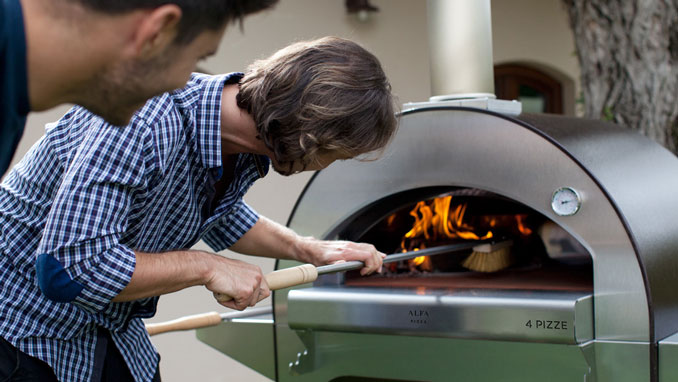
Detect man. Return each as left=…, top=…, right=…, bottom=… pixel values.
left=0, top=37, right=397, bottom=381
left=0, top=0, right=278, bottom=175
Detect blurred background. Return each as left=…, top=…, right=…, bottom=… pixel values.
left=7, top=0, right=581, bottom=380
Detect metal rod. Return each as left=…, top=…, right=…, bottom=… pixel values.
left=219, top=305, right=272, bottom=321
left=316, top=241, right=485, bottom=275
left=146, top=306, right=274, bottom=336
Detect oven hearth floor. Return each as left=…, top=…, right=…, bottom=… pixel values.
left=345, top=264, right=592, bottom=292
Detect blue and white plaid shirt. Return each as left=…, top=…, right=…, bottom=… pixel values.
left=0, top=72, right=269, bottom=382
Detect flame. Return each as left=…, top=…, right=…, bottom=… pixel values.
left=401, top=196, right=492, bottom=252
left=391, top=195, right=535, bottom=272
left=400, top=196, right=492, bottom=270
left=411, top=257, right=425, bottom=266
left=516, top=215, right=532, bottom=235
left=386, top=213, right=397, bottom=226
left=410, top=248, right=426, bottom=266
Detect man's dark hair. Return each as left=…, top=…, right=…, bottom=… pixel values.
left=69, top=0, right=278, bottom=43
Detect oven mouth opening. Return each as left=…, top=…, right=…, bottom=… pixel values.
left=325, top=186, right=592, bottom=292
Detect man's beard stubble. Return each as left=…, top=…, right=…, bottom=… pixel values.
left=76, top=53, right=174, bottom=127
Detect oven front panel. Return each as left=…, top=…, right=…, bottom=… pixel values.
left=287, top=287, right=593, bottom=344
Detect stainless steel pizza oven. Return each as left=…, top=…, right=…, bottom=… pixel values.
left=198, top=103, right=678, bottom=382
left=255, top=104, right=678, bottom=382
left=196, top=1, right=678, bottom=381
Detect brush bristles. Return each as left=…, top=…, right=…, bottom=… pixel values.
left=461, top=246, right=513, bottom=273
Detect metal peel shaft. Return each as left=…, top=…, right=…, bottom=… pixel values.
left=317, top=240, right=496, bottom=275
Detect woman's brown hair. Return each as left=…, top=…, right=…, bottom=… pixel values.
left=237, top=36, right=398, bottom=174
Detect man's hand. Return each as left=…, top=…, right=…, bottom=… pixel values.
left=203, top=254, right=271, bottom=310
left=113, top=250, right=270, bottom=310
left=295, top=237, right=386, bottom=276
left=228, top=216, right=385, bottom=276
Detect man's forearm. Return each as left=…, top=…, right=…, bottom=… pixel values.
left=228, top=216, right=385, bottom=274
left=112, top=250, right=212, bottom=302
left=114, top=218, right=303, bottom=303
left=112, top=249, right=270, bottom=311
left=228, top=216, right=305, bottom=261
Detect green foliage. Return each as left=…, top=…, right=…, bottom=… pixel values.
left=602, top=106, right=614, bottom=121
left=575, top=92, right=585, bottom=105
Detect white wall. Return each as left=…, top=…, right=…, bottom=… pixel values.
left=492, top=0, right=580, bottom=115
left=5, top=1, right=579, bottom=381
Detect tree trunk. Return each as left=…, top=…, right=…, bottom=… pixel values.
left=562, top=0, right=678, bottom=154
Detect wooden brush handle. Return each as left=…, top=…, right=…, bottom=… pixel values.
left=146, top=312, right=222, bottom=336
left=214, top=264, right=318, bottom=303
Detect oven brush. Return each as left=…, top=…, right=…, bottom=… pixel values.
left=461, top=239, right=514, bottom=273
left=146, top=239, right=511, bottom=336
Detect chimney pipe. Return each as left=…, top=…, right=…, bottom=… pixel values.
left=427, top=0, right=495, bottom=101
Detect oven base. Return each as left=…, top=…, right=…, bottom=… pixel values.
left=273, top=327, right=651, bottom=382
left=196, top=319, right=653, bottom=382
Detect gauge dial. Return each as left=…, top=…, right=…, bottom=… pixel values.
left=551, top=187, right=582, bottom=216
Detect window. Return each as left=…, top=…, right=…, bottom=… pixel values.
left=494, top=64, right=563, bottom=114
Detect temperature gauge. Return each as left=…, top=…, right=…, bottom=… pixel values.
left=551, top=187, right=582, bottom=216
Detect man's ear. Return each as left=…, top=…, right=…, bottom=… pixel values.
left=133, top=5, right=182, bottom=58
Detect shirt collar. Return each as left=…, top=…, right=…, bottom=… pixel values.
left=194, top=72, right=244, bottom=170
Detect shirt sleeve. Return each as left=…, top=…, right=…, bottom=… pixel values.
left=201, top=200, right=260, bottom=252
left=36, top=110, right=156, bottom=314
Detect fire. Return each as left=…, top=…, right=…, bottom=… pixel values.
left=401, top=196, right=492, bottom=251
left=410, top=249, right=426, bottom=266
left=516, top=215, right=532, bottom=235
left=383, top=194, right=535, bottom=272
left=399, top=196, right=492, bottom=269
